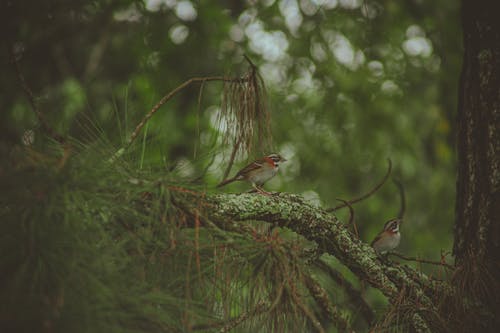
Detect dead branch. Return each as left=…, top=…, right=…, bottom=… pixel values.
left=115, top=57, right=271, bottom=166
left=124, top=76, right=243, bottom=152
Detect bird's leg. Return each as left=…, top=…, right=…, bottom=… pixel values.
left=252, top=183, right=273, bottom=196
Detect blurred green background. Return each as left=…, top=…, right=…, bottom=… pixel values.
left=1, top=0, right=460, bottom=259
left=1, top=0, right=460, bottom=329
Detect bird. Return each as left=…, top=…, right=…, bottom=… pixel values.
left=217, top=153, right=287, bottom=194
left=370, top=219, right=402, bottom=253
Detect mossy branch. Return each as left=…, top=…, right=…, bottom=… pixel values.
left=174, top=190, right=447, bottom=331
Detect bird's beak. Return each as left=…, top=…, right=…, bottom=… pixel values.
left=281, top=157, right=287, bottom=162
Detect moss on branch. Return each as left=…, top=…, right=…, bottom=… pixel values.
left=174, top=190, right=445, bottom=330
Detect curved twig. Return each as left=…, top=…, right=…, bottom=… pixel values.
left=222, top=137, right=242, bottom=180
left=336, top=198, right=358, bottom=238
left=327, top=159, right=392, bottom=212
left=126, top=76, right=244, bottom=150
left=393, top=179, right=406, bottom=219
left=110, top=75, right=253, bottom=162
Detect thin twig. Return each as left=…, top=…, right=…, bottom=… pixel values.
left=111, top=75, right=251, bottom=161
left=10, top=47, right=66, bottom=145
left=127, top=76, right=242, bottom=148
left=243, top=54, right=257, bottom=69
left=336, top=198, right=358, bottom=238
left=222, top=137, right=242, bottom=180
left=388, top=251, right=454, bottom=270
left=393, top=179, right=406, bottom=219
left=327, top=158, right=392, bottom=212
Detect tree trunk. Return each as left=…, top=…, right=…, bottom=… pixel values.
left=454, top=0, right=500, bottom=329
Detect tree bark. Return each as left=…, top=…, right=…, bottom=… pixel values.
left=454, top=0, right=500, bottom=329
left=455, top=0, right=500, bottom=265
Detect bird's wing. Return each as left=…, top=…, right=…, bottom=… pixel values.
left=218, top=159, right=269, bottom=187
left=370, top=231, right=384, bottom=247
left=235, top=159, right=266, bottom=176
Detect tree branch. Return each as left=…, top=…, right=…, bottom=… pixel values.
left=393, top=179, right=406, bottom=219
left=336, top=198, right=358, bottom=238
left=174, top=190, right=442, bottom=330
left=327, top=159, right=392, bottom=212
left=111, top=74, right=252, bottom=161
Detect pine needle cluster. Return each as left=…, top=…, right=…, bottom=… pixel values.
left=1, top=140, right=347, bottom=332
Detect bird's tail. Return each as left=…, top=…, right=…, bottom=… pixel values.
left=216, top=177, right=236, bottom=188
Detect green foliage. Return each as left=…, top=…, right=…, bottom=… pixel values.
left=1, top=0, right=461, bottom=331
left=0, top=144, right=190, bottom=332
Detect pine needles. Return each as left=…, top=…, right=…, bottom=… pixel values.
left=0, top=143, right=201, bottom=332
left=219, top=57, right=272, bottom=161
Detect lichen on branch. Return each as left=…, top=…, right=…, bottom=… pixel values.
left=174, top=189, right=446, bottom=331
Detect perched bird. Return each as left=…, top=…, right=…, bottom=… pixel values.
left=217, top=153, right=287, bottom=194
left=370, top=219, right=402, bottom=253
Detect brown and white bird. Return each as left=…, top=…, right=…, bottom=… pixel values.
left=370, top=219, right=402, bottom=253
left=217, top=153, right=286, bottom=194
